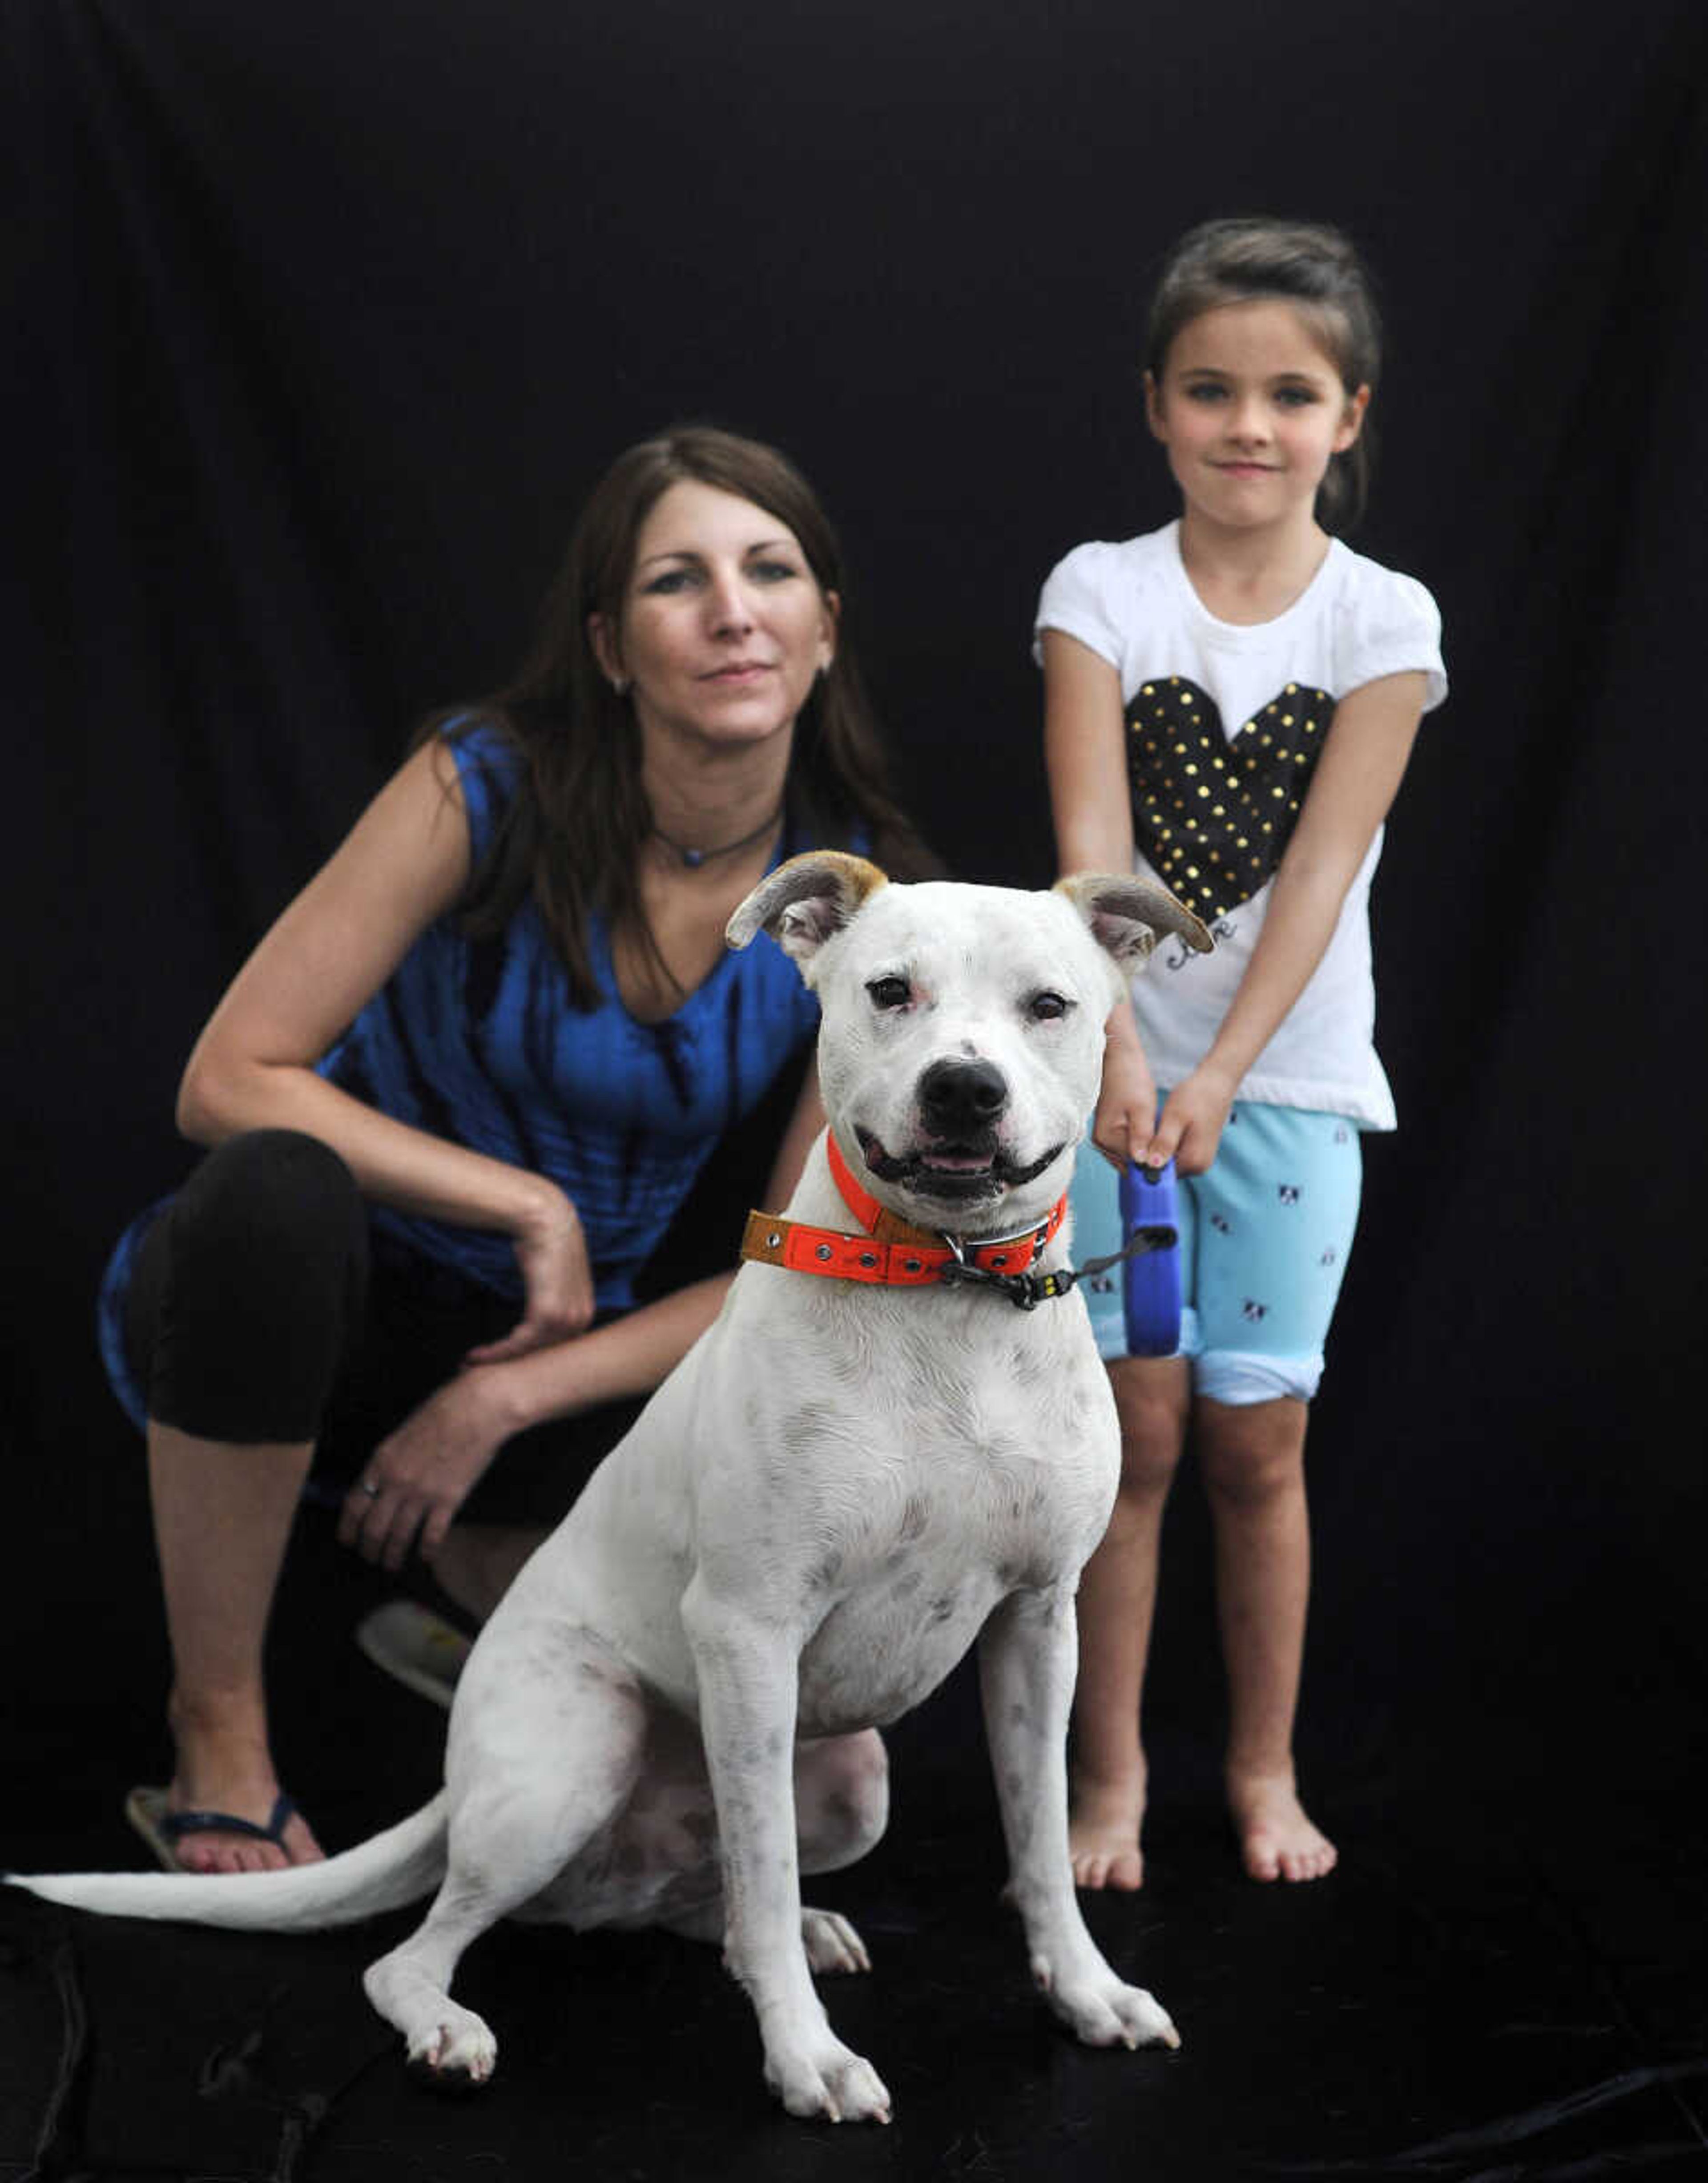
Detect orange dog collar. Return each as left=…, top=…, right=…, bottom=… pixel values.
left=740, top=1133, right=1068, bottom=1292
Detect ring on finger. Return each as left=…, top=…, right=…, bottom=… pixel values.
left=359, top=1478, right=381, bottom=1500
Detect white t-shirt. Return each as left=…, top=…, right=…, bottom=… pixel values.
left=1035, top=521, right=1447, bottom=1129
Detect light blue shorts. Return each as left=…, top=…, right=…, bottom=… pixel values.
left=1070, top=1101, right=1363, bottom=1405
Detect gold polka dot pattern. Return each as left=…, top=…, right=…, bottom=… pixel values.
left=1124, top=677, right=1335, bottom=922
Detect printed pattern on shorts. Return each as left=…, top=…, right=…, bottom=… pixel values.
left=1069, top=1103, right=1362, bottom=1377
left=1188, top=1106, right=1361, bottom=1366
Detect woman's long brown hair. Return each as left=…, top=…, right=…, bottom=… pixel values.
left=417, top=425, right=932, bottom=1009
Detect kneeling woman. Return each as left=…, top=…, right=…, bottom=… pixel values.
left=98, top=427, right=930, bottom=1873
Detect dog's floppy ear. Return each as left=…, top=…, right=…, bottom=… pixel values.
left=1055, top=872, right=1214, bottom=973
left=726, top=850, right=890, bottom=967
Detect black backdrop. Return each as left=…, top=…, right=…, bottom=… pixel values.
left=5, top=0, right=1706, bottom=1758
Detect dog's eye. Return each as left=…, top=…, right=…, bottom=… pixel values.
left=866, top=976, right=911, bottom=1012
left=1027, top=990, right=1072, bottom=1022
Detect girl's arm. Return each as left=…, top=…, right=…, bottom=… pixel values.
left=1041, top=629, right=1157, bottom=1166
left=177, top=737, right=595, bottom=1345
left=1150, top=669, right=1429, bottom=1175
left=346, top=1063, right=831, bottom=1567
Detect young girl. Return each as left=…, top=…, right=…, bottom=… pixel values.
left=1037, top=218, right=1446, bottom=1888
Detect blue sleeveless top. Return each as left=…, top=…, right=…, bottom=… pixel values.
left=97, top=722, right=822, bottom=1428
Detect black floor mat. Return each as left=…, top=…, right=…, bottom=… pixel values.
left=2, top=1516, right=1703, bottom=2182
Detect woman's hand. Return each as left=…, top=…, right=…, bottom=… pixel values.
left=337, top=1367, right=519, bottom=1570
left=463, top=1187, right=596, bottom=1366
left=1149, top=1060, right=1239, bottom=1178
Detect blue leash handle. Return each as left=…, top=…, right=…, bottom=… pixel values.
left=1118, top=1159, right=1182, bottom=1357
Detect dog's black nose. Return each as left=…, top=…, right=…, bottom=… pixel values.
left=918, top=1058, right=1008, bottom=1136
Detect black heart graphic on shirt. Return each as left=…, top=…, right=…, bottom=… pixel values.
left=1124, top=678, right=1335, bottom=923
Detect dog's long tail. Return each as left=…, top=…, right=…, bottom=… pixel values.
left=3, top=1793, right=449, bottom=1932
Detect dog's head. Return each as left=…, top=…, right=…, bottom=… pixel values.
left=728, top=853, right=1212, bottom=1236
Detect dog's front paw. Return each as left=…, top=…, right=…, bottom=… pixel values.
left=765, top=2032, right=892, bottom=2123
left=801, top=1906, right=871, bottom=1975
left=403, top=2004, right=499, bottom=2090
left=1032, top=1956, right=1180, bottom=2053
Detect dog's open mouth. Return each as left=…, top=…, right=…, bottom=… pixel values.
left=856, top=1128, right=1064, bottom=1206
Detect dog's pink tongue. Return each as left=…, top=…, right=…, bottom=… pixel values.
left=923, top=1150, right=993, bottom=1172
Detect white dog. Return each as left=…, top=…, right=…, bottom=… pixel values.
left=11, top=855, right=1211, bottom=2126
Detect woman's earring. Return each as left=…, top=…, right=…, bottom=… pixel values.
left=611, top=675, right=630, bottom=697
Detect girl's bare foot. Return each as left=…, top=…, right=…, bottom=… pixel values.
left=1068, top=1762, right=1147, bottom=1890
left=1226, top=1767, right=1336, bottom=1883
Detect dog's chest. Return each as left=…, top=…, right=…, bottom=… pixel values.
left=793, top=1511, right=1043, bottom=1736
left=772, top=1317, right=1115, bottom=1735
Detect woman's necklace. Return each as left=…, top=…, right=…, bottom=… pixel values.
left=649, top=803, right=785, bottom=870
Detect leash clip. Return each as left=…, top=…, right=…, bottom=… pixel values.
left=936, top=1232, right=1001, bottom=1299
left=935, top=1213, right=1181, bottom=1313
left=938, top=1233, right=1055, bottom=1311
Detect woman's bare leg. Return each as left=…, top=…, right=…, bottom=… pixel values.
left=428, top=1524, right=547, bottom=1622
left=147, top=1421, right=324, bottom=1873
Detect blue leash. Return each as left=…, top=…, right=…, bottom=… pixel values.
left=1119, top=1159, right=1183, bottom=1357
